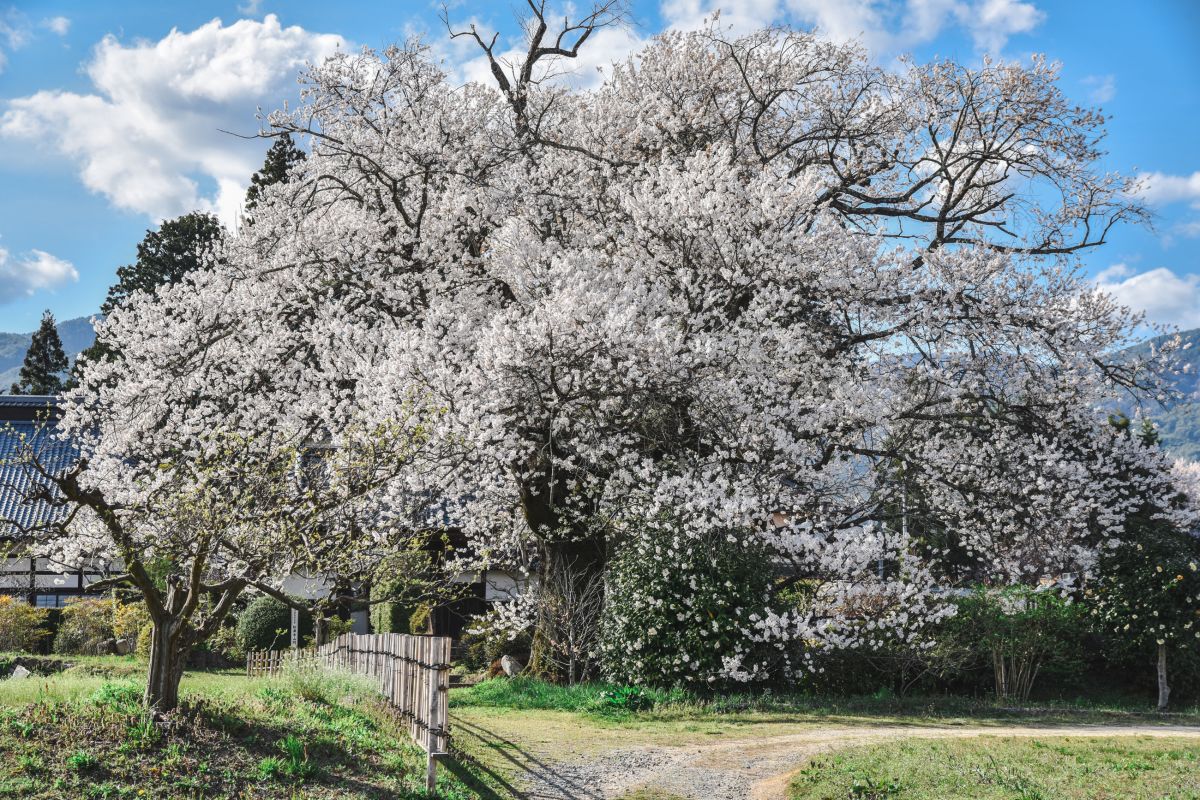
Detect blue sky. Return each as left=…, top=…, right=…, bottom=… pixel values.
left=0, top=0, right=1197, bottom=335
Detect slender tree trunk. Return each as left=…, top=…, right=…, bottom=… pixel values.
left=145, top=620, right=188, bottom=712
left=314, top=614, right=329, bottom=647
left=1157, top=642, right=1170, bottom=711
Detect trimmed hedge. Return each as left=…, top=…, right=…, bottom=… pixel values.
left=234, top=595, right=312, bottom=652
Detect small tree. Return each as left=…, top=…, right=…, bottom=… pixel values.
left=3, top=422, right=436, bottom=711
left=11, top=311, right=68, bottom=395
left=1091, top=522, right=1200, bottom=710
left=947, top=586, right=1086, bottom=703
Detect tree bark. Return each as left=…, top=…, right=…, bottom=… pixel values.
left=528, top=534, right=606, bottom=682
left=1157, top=642, right=1170, bottom=711
left=145, top=620, right=188, bottom=712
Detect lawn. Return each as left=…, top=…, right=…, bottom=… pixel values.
left=0, top=661, right=500, bottom=799
left=3, top=663, right=1200, bottom=800
left=789, top=736, right=1200, bottom=800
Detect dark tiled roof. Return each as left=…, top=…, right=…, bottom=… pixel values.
left=0, top=395, right=59, bottom=407
left=0, top=395, right=60, bottom=422
left=0, top=418, right=77, bottom=540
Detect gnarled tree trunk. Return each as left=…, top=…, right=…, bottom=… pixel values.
left=145, top=619, right=189, bottom=712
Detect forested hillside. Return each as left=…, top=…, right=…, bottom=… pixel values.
left=1126, top=327, right=1200, bottom=461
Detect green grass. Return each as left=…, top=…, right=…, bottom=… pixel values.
left=789, top=736, right=1200, bottom=799
left=0, top=667, right=500, bottom=799
left=451, top=677, right=1200, bottom=725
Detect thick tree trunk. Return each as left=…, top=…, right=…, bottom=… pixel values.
left=1157, top=642, right=1170, bottom=711
left=145, top=620, right=188, bottom=712
left=528, top=534, right=606, bottom=682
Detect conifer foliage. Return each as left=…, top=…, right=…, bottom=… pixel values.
left=244, top=132, right=306, bottom=214
left=10, top=310, right=68, bottom=395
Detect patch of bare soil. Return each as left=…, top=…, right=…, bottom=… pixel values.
left=457, top=719, right=1200, bottom=800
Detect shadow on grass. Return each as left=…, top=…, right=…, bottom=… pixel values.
left=452, top=715, right=607, bottom=799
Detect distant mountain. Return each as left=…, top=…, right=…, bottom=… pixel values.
left=1119, top=327, right=1200, bottom=462
left=0, top=316, right=97, bottom=392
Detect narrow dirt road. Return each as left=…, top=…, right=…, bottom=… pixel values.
left=452, top=717, right=1200, bottom=800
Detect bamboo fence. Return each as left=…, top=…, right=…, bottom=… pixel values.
left=246, top=632, right=452, bottom=790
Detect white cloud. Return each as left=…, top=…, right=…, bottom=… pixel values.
left=0, top=245, right=79, bottom=303
left=1135, top=171, right=1200, bottom=207
left=0, top=15, right=345, bottom=226
left=1095, top=263, right=1200, bottom=330
left=661, top=0, right=1044, bottom=55
left=1081, top=74, right=1115, bottom=104
left=238, top=0, right=264, bottom=16
left=41, top=16, right=70, bottom=36
left=0, top=8, right=32, bottom=72
left=965, top=0, right=1043, bottom=53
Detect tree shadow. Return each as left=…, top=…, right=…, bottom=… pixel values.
left=452, top=715, right=607, bottom=799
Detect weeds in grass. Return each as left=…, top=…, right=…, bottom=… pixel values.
left=124, top=713, right=162, bottom=748
left=592, top=686, right=655, bottom=715
left=65, top=750, right=98, bottom=772
left=849, top=776, right=901, bottom=798
left=16, top=754, right=43, bottom=774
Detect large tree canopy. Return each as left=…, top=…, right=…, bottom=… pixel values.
left=59, top=9, right=1190, bottom=683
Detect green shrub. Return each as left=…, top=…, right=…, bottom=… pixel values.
left=0, top=596, right=50, bottom=653
left=235, top=595, right=311, bottom=652
left=600, top=525, right=796, bottom=688
left=591, top=685, right=654, bottom=714
left=408, top=604, right=432, bottom=635
left=942, top=586, right=1087, bottom=702
left=458, top=626, right=532, bottom=671
left=53, top=598, right=117, bottom=655
left=113, top=602, right=150, bottom=642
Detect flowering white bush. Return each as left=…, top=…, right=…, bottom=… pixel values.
left=600, top=522, right=955, bottom=686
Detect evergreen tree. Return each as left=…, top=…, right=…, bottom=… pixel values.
left=73, top=212, right=225, bottom=379
left=243, top=132, right=306, bottom=214
left=100, top=212, right=225, bottom=316
left=11, top=310, right=68, bottom=395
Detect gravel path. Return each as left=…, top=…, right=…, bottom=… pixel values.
left=460, top=722, right=1200, bottom=800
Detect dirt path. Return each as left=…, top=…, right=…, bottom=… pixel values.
left=452, top=716, right=1200, bottom=800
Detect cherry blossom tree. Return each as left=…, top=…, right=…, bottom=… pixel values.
left=56, top=3, right=1183, bottom=682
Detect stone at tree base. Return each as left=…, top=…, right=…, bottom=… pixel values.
left=8, top=665, right=31, bottom=680
left=500, top=655, right=524, bottom=677
left=94, top=638, right=119, bottom=655
left=114, top=637, right=136, bottom=655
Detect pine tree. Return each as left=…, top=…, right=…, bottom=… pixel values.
left=244, top=132, right=306, bottom=214
left=100, top=212, right=225, bottom=316
left=11, top=310, right=68, bottom=395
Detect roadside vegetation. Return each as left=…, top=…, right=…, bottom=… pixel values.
left=789, top=736, right=1200, bottom=800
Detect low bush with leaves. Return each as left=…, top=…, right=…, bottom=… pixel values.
left=53, top=598, right=117, bottom=655
left=590, top=686, right=654, bottom=714
left=0, top=596, right=50, bottom=653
